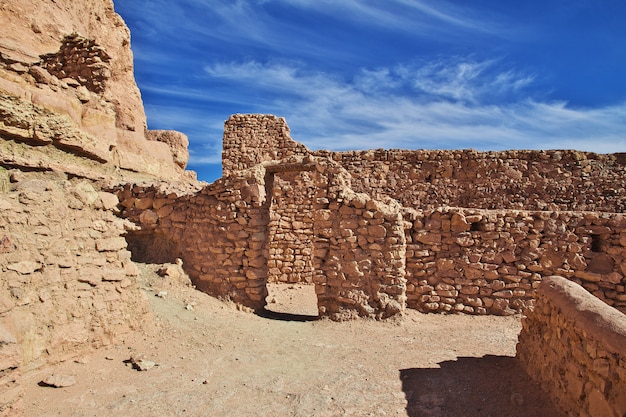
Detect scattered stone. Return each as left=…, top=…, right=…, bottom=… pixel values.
left=127, top=354, right=158, bottom=371
left=156, top=291, right=168, bottom=298
left=41, top=374, right=76, bottom=388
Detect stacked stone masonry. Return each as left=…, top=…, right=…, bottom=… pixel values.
left=41, top=34, right=112, bottom=94
left=516, top=276, right=626, bottom=417
left=195, top=114, right=626, bottom=315
left=0, top=171, right=148, bottom=374
left=403, top=207, right=626, bottom=315
left=118, top=154, right=407, bottom=320
left=314, top=148, right=626, bottom=213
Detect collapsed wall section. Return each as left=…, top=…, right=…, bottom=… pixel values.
left=516, top=276, right=626, bottom=417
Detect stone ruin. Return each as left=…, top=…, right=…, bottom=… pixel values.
left=121, top=113, right=626, bottom=320
left=0, top=1, right=625, bottom=416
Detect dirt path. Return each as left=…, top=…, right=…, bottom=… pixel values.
left=23, top=264, right=564, bottom=417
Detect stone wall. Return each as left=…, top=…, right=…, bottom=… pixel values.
left=222, top=114, right=309, bottom=177
left=117, top=155, right=407, bottom=320
left=516, top=276, right=626, bottom=417
left=404, top=207, right=626, bottom=315
left=314, top=149, right=626, bottom=212
left=0, top=171, right=149, bottom=415
left=40, top=33, right=111, bottom=94
left=220, top=114, right=626, bottom=316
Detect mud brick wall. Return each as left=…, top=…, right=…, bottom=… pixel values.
left=0, top=173, right=148, bottom=380
left=405, top=208, right=626, bottom=315
left=314, top=149, right=626, bottom=212
left=516, top=276, right=626, bottom=417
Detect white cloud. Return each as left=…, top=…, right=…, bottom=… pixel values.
left=201, top=58, right=626, bottom=155
left=263, top=0, right=503, bottom=35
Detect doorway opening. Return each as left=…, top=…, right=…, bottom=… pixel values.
left=263, top=282, right=319, bottom=319
left=263, top=167, right=320, bottom=320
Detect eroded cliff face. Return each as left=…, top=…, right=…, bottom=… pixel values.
left=0, top=0, right=191, bottom=181
left=0, top=2, right=195, bottom=415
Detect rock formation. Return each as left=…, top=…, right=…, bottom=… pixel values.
left=0, top=1, right=194, bottom=415
left=0, top=0, right=191, bottom=181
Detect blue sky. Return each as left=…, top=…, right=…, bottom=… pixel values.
left=113, top=0, right=626, bottom=182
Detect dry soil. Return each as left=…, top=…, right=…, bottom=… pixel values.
left=23, top=263, right=565, bottom=417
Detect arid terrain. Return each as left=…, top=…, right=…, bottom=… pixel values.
left=22, top=264, right=564, bottom=417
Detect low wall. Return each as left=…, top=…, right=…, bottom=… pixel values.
left=405, top=208, right=626, bottom=315
left=516, top=276, right=626, bottom=417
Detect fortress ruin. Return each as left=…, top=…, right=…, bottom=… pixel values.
left=121, top=114, right=626, bottom=320
left=1, top=1, right=625, bottom=416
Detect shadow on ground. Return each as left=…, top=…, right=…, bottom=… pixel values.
left=256, top=307, right=319, bottom=322
left=400, top=355, right=566, bottom=417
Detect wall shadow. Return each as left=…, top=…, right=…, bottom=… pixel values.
left=400, top=355, right=566, bottom=417
left=256, top=308, right=318, bottom=322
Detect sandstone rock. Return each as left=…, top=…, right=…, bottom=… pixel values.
left=41, top=374, right=76, bottom=388
left=98, top=191, right=119, bottom=211
left=7, top=261, right=42, bottom=274
left=146, top=130, right=189, bottom=169
left=95, top=237, right=127, bottom=252
left=73, top=181, right=99, bottom=206
left=0, top=0, right=191, bottom=182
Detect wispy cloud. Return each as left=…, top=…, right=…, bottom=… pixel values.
left=265, top=0, right=505, bottom=35
left=200, top=57, right=626, bottom=155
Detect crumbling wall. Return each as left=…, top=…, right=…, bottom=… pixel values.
left=314, top=149, right=626, bottom=212
left=40, top=33, right=111, bottom=94
left=221, top=114, right=626, bottom=316
left=118, top=169, right=274, bottom=311
left=312, top=190, right=407, bottom=320
left=0, top=173, right=148, bottom=361
left=222, top=114, right=309, bottom=177
left=0, top=171, right=149, bottom=415
left=405, top=208, right=626, bottom=315
left=516, top=276, right=626, bottom=417
left=118, top=155, right=408, bottom=320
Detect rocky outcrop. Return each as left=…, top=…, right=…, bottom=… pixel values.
left=0, top=3, right=196, bottom=415
left=0, top=0, right=192, bottom=181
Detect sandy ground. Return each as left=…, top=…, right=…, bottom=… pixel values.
left=23, top=264, right=565, bottom=417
